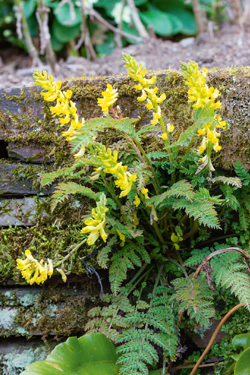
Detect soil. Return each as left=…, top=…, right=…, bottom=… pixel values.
left=0, top=22, right=250, bottom=90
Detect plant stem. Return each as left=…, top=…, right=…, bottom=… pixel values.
left=14, top=0, right=42, bottom=66
left=134, top=139, right=161, bottom=194
left=189, top=303, right=243, bottom=375
left=101, top=172, right=122, bottom=208
left=54, top=238, right=87, bottom=267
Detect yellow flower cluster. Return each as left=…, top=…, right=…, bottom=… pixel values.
left=123, top=53, right=166, bottom=128
left=96, top=144, right=137, bottom=198
left=181, top=62, right=227, bottom=170
left=16, top=250, right=53, bottom=285
left=97, top=84, right=118, bottom=114
left=182, top=62, right=222, bottom=111
left=81, top=194, right=109, bottom=246
left=33, top=71, right=84, bottom=143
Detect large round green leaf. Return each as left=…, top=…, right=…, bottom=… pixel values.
left=52, top=18, right=81, bottom=43
left=234, top=347, right=250, bottom=375
left=54, top=2, right=81, bottom=26
left=139, top=9, right=173, bottom=36
left=23, top=0, right=36, bottom=19
left=233, top=331, right=250, bottom=352
left=20, top=333, right=120, bottom=375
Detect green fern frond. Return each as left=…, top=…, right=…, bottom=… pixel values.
left=50, top=182, right=96, bottom=212
left=239, top=206, right=249, bottom=231
left=146, top=151, right=169, bottom=161
left=172, top=276, right=215, bottom=327
left=41, top=162, right=84, bottom=187
left=147, top=180, right=194, bottom=208
left=132, top=163, right=153, bottom=193
left=235, top=160, right=250, bottom=186
left=110, top=243, right=150, bottom=294
left=173, top=199, right=220, bottom=229
left=209, top=176, right=242, bottom=188
left=97, top=236, right=116, bottom=269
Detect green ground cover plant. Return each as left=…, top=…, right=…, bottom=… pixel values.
left=16, top=54, right=250, bottom=374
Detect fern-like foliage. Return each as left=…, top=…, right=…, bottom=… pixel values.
left=147, top=180, right=195, bottom=208
left=87, top=286, right=178, bottom=375
left=172, top=188, right=222, bottom=229
left=70, top=116, right=139, bottom=153
left=51, top=182, right=96, bottom=211
left=41, top=161, right=85, bottom=187
left=117, top=287, right=178, bottom=374
left=132, top=163, right=154, bottom=193
left=211, top=250, right=250, bottom=311
left=171, top=275, right=215, bottom=327
left=109, top=242, right=150, bottom=295
left=235, top=160, right=250, bottom=186
left=209, top=175, right=242, bottom=188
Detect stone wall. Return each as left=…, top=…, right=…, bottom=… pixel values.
left=0, top=66, right=250, bottom=373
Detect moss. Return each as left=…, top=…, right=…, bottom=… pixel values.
left=1, top=345, right=52, bottom=374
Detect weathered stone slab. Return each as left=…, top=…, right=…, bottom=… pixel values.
left=0, top=197, right=47, bottom=226
left=0, top=283, right=99, bottom=338
left=0, top=340, right=54, bottom=375
left=1, top=68, right=250, bottom=169
left=0, top=164, right=54, bottom=196
left=8, top=143, right=53, bottom=163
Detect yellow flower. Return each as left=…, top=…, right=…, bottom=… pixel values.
left=133, top=212, right=139, bottom=226
left=16, top=249, right=53, bottom=285
left=97, top=84, right=118, bottom=114
left=137, top=90, right=147, bottom=102
left=146, top=100, right=153, bottom=110
left=157, top=93, right=166, bottom=103
left=96, top=144, right=137, bottom=198
left=117, top=230, right=126, bottom=246
left=74, top=146, right=85, bottom=158
left=162, top=132, right=168, bottom=141
left=167, top=124, right=174, bottom=133
left=81, top=194, right=109, bottom=246
left=214, top=143, right=222, bottom=152
left=133, top=195, right=140, bottom=207
left=141, top=187, right=149, bottom=199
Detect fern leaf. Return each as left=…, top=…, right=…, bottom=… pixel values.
left=172, top=276, right=215, bottom=327
left=209, top=176, right=242, bottom=188
left=41, top=162, right=83, bottom=186
left=173, top=199, right=220, bottom=229
left=235, top=160, right=250, bottom=186
left=97, top=236, right=116, bottom=269
left=239, top=206, right=249, bottom=231
left=51, top=182, right=96, bottom=212
left=147, top=180, right=194, bottom=208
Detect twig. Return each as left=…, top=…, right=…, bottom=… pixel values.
left=76, top=0, right=96, bottom=60
left=177, top=246, right=250, bottom=328
left=86, top=6, right=144, bottom=43
left=189, top=303, right=243, bottom=375
left=126, top=0, right=149, bottom=38
left=36, top=0, right=57, bottom=72
left=192, top=0, right=205, bottom=34
left=14, top=0, right=42, bottom=66
left=115, top=0, right=126, bottom=48
left=173, top=361, right=224, bottom=370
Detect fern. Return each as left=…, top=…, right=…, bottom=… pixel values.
left=146, top=151, right=169, bottom=161
left=209, top=175, right=242, bottom=188
left=147, top=180, right=195, bottom=208
left=239, top=206, right=249, bottom=231
left=172, top=275, right=215, bottom=327
left=41, top=161, right=84, bottom=187
left=235, top=160, right=250, bottom=186
left=132, top=163, right=154, bottom=193
left=109, top=243, right=150, bottom=295
left=116, top=287, right=178, bottom=374
left=212, top=254, right=250, bottom=311
left=51, top=182, right=96, bottom=212
left=96, top=236, right=117, bottom=269
left=220, top=185, right=240, bottom=211
left=173, top=189, right=221, bottom=229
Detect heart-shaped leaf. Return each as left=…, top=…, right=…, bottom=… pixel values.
left=20, top=333, right=120, bottom=375
left=234, top=347, right=250, bottom=375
